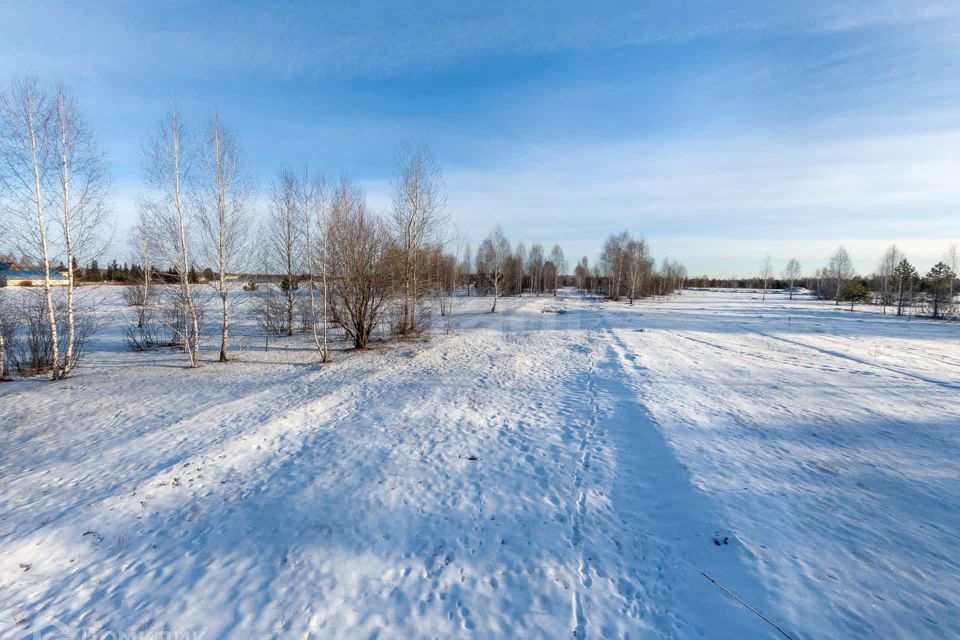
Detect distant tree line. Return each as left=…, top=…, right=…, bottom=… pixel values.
left=25, top=75, right=957, bottom=382
left=689, top=244, right=959, bottom=320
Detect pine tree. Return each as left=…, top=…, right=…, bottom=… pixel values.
left=838, top=280, right=871, bottom=311
left=923, top=261, right=956, bottom=320
left=86, top=259, right=102, bottom=282
left=892, top=258, right=918, bottom=317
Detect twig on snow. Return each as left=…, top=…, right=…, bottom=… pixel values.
left=699, top=570, right=795, bottom=640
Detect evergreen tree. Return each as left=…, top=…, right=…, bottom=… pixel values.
left=86, top=259, right=102, bottom=282
left=838, top=280, right=871, bottom=311
left=279, top=276, right=299, bottom=292
left=892, top=258, right=918, bottom=317
left=109, top=259, right=121, bottom=281
left=922, top=261, right=956, bottom=319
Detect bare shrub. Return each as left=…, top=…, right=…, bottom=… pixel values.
left=156, top=285, right=207, bottom=349
left=328, top=179, right=393, bottom=349
left=7, top=289, right=99, bottom=377
left=0, top=292, right=16, bottom=380
left=122, top=281, right=166, bottom=352
left=248, top=286, right=292, bottom=338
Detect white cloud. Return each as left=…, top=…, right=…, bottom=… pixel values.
left=5, top=1, right=959, bottom=278
left=437, top=129, right=960, bottom=275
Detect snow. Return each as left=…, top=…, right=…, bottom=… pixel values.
left=1, top=288, right=958, bottom=638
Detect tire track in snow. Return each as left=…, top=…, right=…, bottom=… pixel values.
left=599, top=322, right=789, bottom=639
left=757, top=331, right=960, bottom=390
left=669, top=327, right=960, bottom=393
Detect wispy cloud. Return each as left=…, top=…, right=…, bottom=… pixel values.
left=3, top=1, right=959, bottom=276
left=4, top=1, right=959, bottom=78
left=428, top=127, right=960, bottom=275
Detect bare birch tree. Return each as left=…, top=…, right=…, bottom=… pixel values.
left=514, top=241, right=526, bottom=297
left=390, top=141, right=447, bottom=335
left=877, top=245, right=903, bottom=314
left=549, top=244, right=566, bottom=296
left=299, top=170, right=330, bottom=360
left=445, top=227, right=465, bottom=333
left=600, top=231, right=629, bottom=300
left=658, top=258, right=688, bottom=295
left=264, top=169, right=305, bottom=336
left=50, top=84, right=109, bottom=376
left=459, top=242, right=472, bottom=296
left=196, top=112, right=252, bottom=361
left=122, top=212, right=161, bottom=349
left=827, top=246, right=854, bottom=305
left=478, top=226, right=511, bottom=312
left=0, top=77, right=63, bottom=379
left=527, top=244, right=544, bottom=296
left=141, top=106, right=202, bottom=367
left=624, top=237, right=652, bottom=303
left=760, top=254, right=773, bottom=301
left=944, top=243, right=959, bottom=317
left=575, top=256, right=589, bottom=292
left=783, top=258, right=802, bottom=300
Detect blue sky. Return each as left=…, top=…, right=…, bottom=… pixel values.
left=2, top=1, right=959, bottom=276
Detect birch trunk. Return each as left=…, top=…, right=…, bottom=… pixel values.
left=57, top=93, right=76, bottom=376
left=26, top=93, right=61, bottom=380
left=321, top=206, right=330, bottom=362
left=307, top=236, right=321, bottom=351
left=171, top=113, right=200, bottom=367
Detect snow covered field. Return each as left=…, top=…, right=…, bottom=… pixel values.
left=1, top=289, right=958, bottom=639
